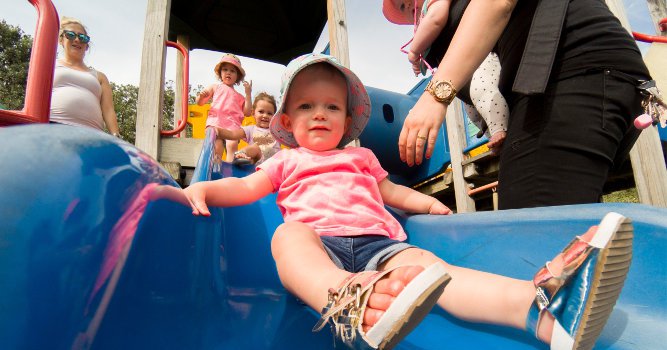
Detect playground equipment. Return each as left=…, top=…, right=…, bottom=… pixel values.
left=2, top=125, right=667, bottom=350
left=2, top=1, right=667, bottom=348
left=187, top=104, right=209, bottom=139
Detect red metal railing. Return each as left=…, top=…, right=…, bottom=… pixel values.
left=633, top=17, right=667, bottom=44
left=0, top=0, right=59, bottom=126
left=161, top=41, right=190, bottom=136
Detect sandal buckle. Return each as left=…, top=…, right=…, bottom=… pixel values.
left=535, top=286, right=550, bottom=311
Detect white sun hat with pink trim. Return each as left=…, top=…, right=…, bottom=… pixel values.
left=269, top=53, right=371, bottom=148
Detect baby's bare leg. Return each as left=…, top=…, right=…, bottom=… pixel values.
left=271, top=222, right=351, bottom=310
left=375, top=248, right=535, bottom=331
left=271, top=222, right=426, bottom=315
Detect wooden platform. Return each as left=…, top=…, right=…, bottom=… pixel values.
left=414, top=149, right=638, bottom=212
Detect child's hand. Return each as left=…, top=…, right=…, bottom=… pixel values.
left=183, top=183, right=211, bottom=216
left=487, top=131, right=507, bottom=153
left=407, top=51, right=422, bottom=76
left=429, top=199, right=452, bottom=215
left=243, top=80, right=253, bottom=94
left=199, top=90, right=211, bottom=99
left=411, top=62, right=422, bottom=76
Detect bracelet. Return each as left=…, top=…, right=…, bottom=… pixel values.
left=112, top=132, right=121, bottom=137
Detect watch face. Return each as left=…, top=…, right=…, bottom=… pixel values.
left=434, top=82, right=451, bottom=99
left=427, top=80, right=456, bottom=103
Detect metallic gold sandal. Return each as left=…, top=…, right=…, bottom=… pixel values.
left=313, top=263, right=450, bottom=349
left=526, top=212, right=633, bottom=350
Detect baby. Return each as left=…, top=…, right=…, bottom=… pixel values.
left=184, top=53, right=632, bottom=350
left=383, top=0, right=509, bottom=150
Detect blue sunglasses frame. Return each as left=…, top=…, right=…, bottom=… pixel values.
left=62, top=30, right=90, bottom=44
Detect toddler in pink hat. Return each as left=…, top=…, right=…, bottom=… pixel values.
left=196, top=53, right=253, bottom=161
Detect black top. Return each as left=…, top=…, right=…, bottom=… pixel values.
left=426, top=0, right=650, bottom=105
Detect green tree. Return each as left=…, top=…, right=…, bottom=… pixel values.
left=111, top=82, right=139, bottom=143
left=0, top=20, right=32, bottom=110
left=111, top=81, right=202, bottom=143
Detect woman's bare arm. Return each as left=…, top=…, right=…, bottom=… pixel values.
left=98, top=71, right=120, bottom=136
left=399, top=0, right=517, bottom=166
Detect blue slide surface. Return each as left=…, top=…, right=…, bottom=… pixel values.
left=1, top=124, right=666, bottom=349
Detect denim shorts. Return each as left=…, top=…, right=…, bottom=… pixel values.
left=320, top=235, right=414, bottom=273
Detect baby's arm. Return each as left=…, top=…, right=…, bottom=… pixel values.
left=242, top=80, right=253, bottom=116
left=183, top=169, right=274, bottom=216
left=196, top=85, right=216, bottom=105
left=409, top=0, right=451, bottom=70
left=378, top=178, right=451, bottom=215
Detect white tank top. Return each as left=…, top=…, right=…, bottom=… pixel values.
left=50, top=61, right=104, bottom=130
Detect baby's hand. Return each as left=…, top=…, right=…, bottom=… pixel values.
left=407, top=51, right=422, bottom=76
left=243, top=80, right=253, bottom=94
left=411, top=62, right=422, bottom=76
left=487, top=131, right=507, bottom=152
left=183, top=183, right=211, bottom=216
left=429, top=200, right=452, bottom=215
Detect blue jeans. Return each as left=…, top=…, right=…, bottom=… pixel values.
left=320, top=235, right=413, bottom=273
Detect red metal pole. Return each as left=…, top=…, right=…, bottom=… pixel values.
left=0, top=0, right=59, bottom=126
left=161, top=41, right=190, bottom=137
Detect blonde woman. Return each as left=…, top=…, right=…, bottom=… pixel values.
left=50, top=17, right=120, bottom=137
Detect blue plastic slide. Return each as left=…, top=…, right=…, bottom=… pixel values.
left=1, top=124, right=666, bottom=349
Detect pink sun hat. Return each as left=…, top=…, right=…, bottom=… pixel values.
left=382, top=0, right=415, bottom=25
left=214, top=53, right=246, bottom=83
left=269, top=53, right=371, bottom=149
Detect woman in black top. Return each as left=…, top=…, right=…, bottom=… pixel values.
left=398, top=0, right=651, bottom=209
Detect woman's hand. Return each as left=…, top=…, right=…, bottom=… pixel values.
left=399, top=92, right=448, bottom=166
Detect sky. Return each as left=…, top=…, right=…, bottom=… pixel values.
left=1, top=0, right=658, bottom=100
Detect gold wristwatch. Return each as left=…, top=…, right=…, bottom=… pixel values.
left=425, top=79, right=457, bottom=105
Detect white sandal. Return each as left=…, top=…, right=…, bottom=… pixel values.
left=313, top=263, right=450, bottom=349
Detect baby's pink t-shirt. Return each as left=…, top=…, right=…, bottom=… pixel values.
left=257, top=147, right=407, bottom=240
left=206, top=83, right=245, bottom=129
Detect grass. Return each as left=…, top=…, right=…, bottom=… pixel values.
left=602, top=188, right=639, bottom=203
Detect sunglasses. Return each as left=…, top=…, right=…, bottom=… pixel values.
left=62, top=30, right=90, bottom=44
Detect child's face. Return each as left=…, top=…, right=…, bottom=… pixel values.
left=390, top=0, right=423, bottom=23
left=281, top=66, right=351, bottom=151
left=253, top=99, right=275, bottom=129
left=218, top=63, right=239, bottom=86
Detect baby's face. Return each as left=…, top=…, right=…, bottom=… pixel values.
left=253, top=99, right=275, bottom=128
left=281, top=66, right=351, bottom=151
left=391, top=0, right=423, bottom=23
